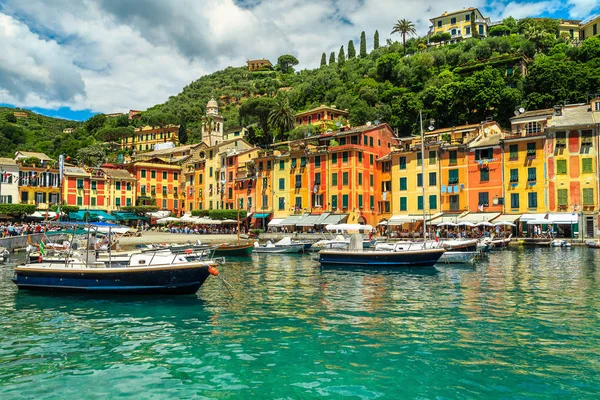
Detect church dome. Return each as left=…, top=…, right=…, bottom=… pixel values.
left=207, top=98, right=218, bottom=108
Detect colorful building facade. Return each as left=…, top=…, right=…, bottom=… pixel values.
left=429, top=7, right=490, bottom=40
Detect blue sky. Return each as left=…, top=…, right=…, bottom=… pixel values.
left=0, top=0, right=598, bottom=122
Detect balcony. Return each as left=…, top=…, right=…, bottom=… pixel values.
left=475, top=18, right=488, bottom=24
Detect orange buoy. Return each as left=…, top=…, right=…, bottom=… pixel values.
left=208, top=266, right=219, bottom=276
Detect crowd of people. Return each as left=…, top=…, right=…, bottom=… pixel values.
left=0, top=222, right=59, bottom=237
left=157, top=223, right=246, bottom=235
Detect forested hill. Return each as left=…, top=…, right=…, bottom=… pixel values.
left=0, top=107, right=82, bottom=158
left=148, top=17, right=600, bottom=143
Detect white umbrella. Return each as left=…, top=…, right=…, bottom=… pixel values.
left=476, top=221, right=495, bottom=227
left=494, top=221, right=516, bottom=227
left=436, top=222, right=457, bottom=227
left=156, top=217, right=180, bottom=224
left=220, top=219, right=239, bottom=224
left=457, top=222, right=476, bottom=227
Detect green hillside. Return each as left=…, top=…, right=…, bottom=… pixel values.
left=148, top=17, right=600, bottom=144
left=0, top=107, right=83, bottom=159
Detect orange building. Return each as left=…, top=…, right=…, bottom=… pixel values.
left=127, top=158, right=183, bottom=213
left=247, top=59, right=272, bottom=71
left=295, top=105, right=348, bottom=126
left=465, top=127, right=505, bottom=213
left=63, top=166, right=94, bottom=208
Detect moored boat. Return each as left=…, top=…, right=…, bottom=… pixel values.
left=12, top=251, right=221, bottom=295
left=318, top=235, right=445, bottom=267
left=213, top=242, right=253, bottom=257
left=440, top=239, right=478, bottom=252
left=253, top=238, right=304, bottom=254
left=585, top=239, right=600, bottom=248
left=551, top=239, right=572, bottom=247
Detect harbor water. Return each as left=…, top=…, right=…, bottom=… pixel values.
left=1, top=248, right=599, bottom=398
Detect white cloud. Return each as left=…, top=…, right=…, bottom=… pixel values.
left=0, top=0, right=596, bottom=118
left=567, top=0, right=600, bottom=19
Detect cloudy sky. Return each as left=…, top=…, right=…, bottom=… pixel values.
left=0, top=0, right=598, bottom=121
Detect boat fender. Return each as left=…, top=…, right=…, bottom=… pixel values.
left=185, top=249, right=193, bottom=254
left=38, top=256, right=42, bottom=263
left=208, top=266, right=219, bottom=276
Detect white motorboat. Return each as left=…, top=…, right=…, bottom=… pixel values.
left=310, top=235, right=349, bottom=251
left=551, top=239, right=572, bottom=247
left=253, top=238, right=304, bottom=254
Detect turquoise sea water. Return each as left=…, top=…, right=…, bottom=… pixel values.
left=0, top=248, right=599, bottom=399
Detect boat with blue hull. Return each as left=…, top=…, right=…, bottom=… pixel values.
left=12, top=252, right=220, bottom=295
left=318, top=247, right=446, bottom=267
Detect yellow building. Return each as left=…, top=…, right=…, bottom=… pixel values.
left=558, top=19, right=581, bottom=40
left=101, top=168, right=137, bottom=211
left=580, top=14, right=600, bottom=40
left=203, top=138, right=254, bottom=211
left=126, top=158, right=183, bottom=213
left=429, top=7, right=490, bottom=40
left=272, top=152, right=291, bottom=219
left=15, top=152, right=60, bottom=209
left=389, top=135, right=441, bottom=231
left=502, top=109, right=552, bottom=216
left=121, top=125, right=179, bottom=152
left=247, top=59, right=272, bottom=71
left=546, top=101, right=600, bottom=237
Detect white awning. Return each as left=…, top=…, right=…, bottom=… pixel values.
left=493, top=214, right=521, bottom=223
left=547, top=213, right=579, bottom=225
left=268, top=218, right=285, bottom=227
left=458, top=212, right=501, bottom=223
left=431, top=215, right=462, bottom=225
left=521, top=213, right=548, bottom=222
left=388, top=214, right=423, bottom=226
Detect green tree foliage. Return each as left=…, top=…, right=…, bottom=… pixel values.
left=338, top=46, right=345, bottom=67
left=239, top=97, right=276, bottom=145
left=97, top=126, right=134, bottom=143
left=76, top=144, right=107, bottom=167
left=329, top=51, right=335, bottom=65
left=320, top=53, right=327, bottom=67
left=277, top=54, right=299, bottom=74
left=5, top=114, right=17, bottom=123
left=347, top=40, right=356, bottom=58
left=268, top=97, right=296, bottom=142
left=0, top=204, right=36, bottom=216
left=391, top=19, right=416, bottom=55
left=374, top=30, right=380, bottom=49
left=360, top=31, right=367, bottom=57
left=178, top=121, right=188, bottom=144
left=208, top=209, right=247, bottom=220
left=84, top=114, right=107, bottom=134
left=121, top=205, right=159, bottom=215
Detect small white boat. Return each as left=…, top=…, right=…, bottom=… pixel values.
left=551, top=239, right=572, bottom=247
left=438, top=251, right=476, bottom=264
left=253, top=238, right=304, bottom=254
left=311, top=235, right=349, bottom=251
left=585, top=239, right=600, bottom=248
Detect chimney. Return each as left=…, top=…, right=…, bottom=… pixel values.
left=553, top=105, right=562, bottom=116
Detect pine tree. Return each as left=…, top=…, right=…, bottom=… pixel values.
left=360, top=31, right=367, bottom=57
left=329, top=51, right=335, bottom=64
left=347, top=40, right=356, bottom=58
left=374, top=30, right=380, bottom=49
left=320, top=52, right=327, bottom=67
left=338, top=46, right=345, bottom=67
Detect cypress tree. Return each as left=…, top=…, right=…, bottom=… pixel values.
left=329, top=51, right=335, bottom=64
left=359, top=31, right=367, bottom=57
left=374, top=30, right=380, bottom=49
left=338, top=46, right=345, bottom=67
left=347, top=40, right=356, bottom=58
left=320, top=52, right=327, bottom=67
left=178, top=121, right=188, bottom=144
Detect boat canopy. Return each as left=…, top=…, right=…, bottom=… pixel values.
left=458, top=212, right=501, bottom=223
left=325, top=224, right=374, bottom=232
left=275, top=237, right=293, bottom=246
left=268, top=218, right=285, bottom=227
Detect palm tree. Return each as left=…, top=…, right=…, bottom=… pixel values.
left=391, top=19, right=417, bottom=55
left=268, top=97, right=296, bottom=142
